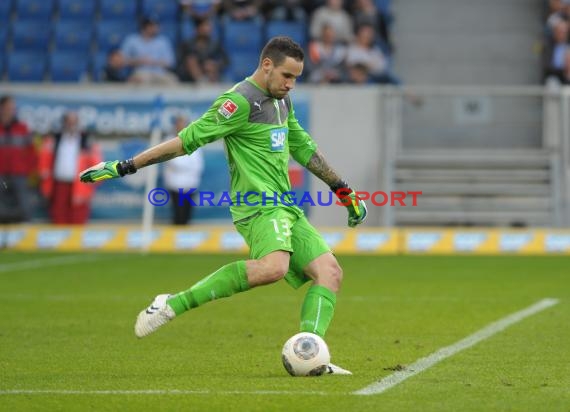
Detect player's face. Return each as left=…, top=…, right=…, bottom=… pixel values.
left=265, top=57, right=303, bottom=100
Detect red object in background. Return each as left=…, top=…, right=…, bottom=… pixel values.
left=0, top=120, right=37, bottom=175
left=288, top=164, right=304, bottom=187
left=49, top=181, right=90, bottom=224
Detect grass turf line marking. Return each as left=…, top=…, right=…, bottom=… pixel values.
left=354, top=298, right=560, bottom=396
left=0, top=255, right=118, bottom=273
left=0, top=390, right=330, bottom=396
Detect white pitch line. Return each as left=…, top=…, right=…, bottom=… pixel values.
left=0, top=255, right=116, bottom=273
left=0, top=389, right=330, bottom=396
left=354, top=298, right=560, bottom=396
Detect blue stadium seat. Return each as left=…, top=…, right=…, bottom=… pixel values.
left=49, top=50, right=89, bottom=82
left=265, top=21, right=307, bottom=49
left=16, top=0, right=54, bottom=20
left=96, top=20, right=137, bottom=52
left=141, top=0, right=178, bottom=21
left=223, top=19, right=263, bottom=53
left=0, top=53, right=5, bottom=79
left=226, top=51, right=258, bottom=82
left=0, top=26, right=8, bottom=51
left=90, top=51, right=108, bottom=81
left=179, top=18, right=195, bottom=42
left=54, top=21, right=93, bottom=51
left=0, top=0, right=13, bottom=20
left=99, top=0, right=137, bottom=21
left=375, top=0, right=391, bottom=15
left=7, top=51, right=46, bottom=81
left=57, top=0, right=96, bottom=21
left=11, top=20, right=51, bottom=51
left=159, top=23, right=178, bottom=47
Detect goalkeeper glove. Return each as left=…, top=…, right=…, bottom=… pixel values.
left=79, top=159, right=137, bottom=183
left=332, top=184, right=368, bottom=228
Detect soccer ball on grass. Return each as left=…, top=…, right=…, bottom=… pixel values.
left=281, top=332, right=330, bottom=376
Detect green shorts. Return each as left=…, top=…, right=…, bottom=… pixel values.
left=234, top=207, right=331, bottom=289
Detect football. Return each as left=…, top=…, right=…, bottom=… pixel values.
left=281, top=332, right=331, bottom=376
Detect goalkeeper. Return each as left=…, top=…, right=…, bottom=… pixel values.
left=80, top=37, right=367, bottom=375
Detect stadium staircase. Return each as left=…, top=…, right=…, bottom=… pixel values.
left=391, top=149, right=559, bottom=227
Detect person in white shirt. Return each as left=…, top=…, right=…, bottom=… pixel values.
left=39, top=112, right=100, bottom=224
left=163, top=115, right=205, bottom=225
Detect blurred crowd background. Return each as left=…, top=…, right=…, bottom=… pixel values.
left=0, top=0, right=399, bottom=85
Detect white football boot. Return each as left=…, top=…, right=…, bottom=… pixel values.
left=134, top=294, right=176, bottom=338
left=326, top=363, right=353, bottom=375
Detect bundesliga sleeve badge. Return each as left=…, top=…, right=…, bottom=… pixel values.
left=218, top=99, right=239, bottom=119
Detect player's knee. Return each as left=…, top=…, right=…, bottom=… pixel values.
left=327, top=262, right=343, bottom=292
left=316, top=261, right=343, bottom=293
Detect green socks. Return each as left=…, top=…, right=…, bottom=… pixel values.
left=299, top=285, right=337, bottom=337
left=166, top=261, right=249, bottom=316
left=166, top=261, right=336, bottom=338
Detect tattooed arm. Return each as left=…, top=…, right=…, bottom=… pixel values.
left=305, top=149, right=349, bottom=192
left=305, top=149, right=368, bottom=227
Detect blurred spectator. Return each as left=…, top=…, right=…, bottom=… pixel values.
left=549, top=0, right=564, bottom=14
left=547, top=0, right=570, bottom=29
left=267, top=0, right=307, bottom=22
left=104, top=49, right=129, bottom=82
left=303, top=0, right=328, bottom=15
left=177, top=18, right=228, bottom=83
left=222, top=0, right=262, bottom=21
left=307, top=24, right=347, bottom=83
left=345, top=23, right=391, bottom=83
left=346, top=62, right=371, bottom=84
left=544, top=19, right=569, bottom=82
left=0, top=95, right=37, bottom=223
left=120, top=17, right=178, bottom=85
left=561, top=49, right=570, bottom=83
left=352, top=0, right=392, bottom=51
left=179, top=0, right=221, bottom=20
left=39, top=112, right=101, bottom=224
left=164, top=115, right=204, bottom=225
left=310, top=0, right=353, bottom=44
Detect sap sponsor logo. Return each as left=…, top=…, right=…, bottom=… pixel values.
left=82, top=230, right=116, bottom=248
left=408, top=232, right=442, bottom=252
left=356, top=233, right=390, bottom=251
left=322, top=232, right=345, bottom=248
left=6, top=230, right=25, bottom=247
left=453, top=232, right=487, bottom=252
left=270, top=128, right=287, bottom=152
left=545, top=234, right=570, bottom=252
left=37, top=230, right=71, bottom=248
left=499, top=233, right=533, bottom=252
left=175, top=232, right=208, bottom=249
left=220, top=232, right=246, bottom=250
left=126, top=231, right=161, bottom=248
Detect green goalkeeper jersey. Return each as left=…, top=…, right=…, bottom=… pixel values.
left=178, top=78, right=318, bottom=222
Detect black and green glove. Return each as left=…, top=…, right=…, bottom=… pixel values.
left=332, top=185, right=368, bottom=228
left=79, top=159, right=137, bottom=183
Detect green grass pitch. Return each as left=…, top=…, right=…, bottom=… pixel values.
left=0, top=252, right=568, bottom=411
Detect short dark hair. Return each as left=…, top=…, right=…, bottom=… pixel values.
left=260, top=37, right=304, bottom=67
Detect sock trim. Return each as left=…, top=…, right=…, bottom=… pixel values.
left=308, top=285, right=336, bottom=305
left=313, top=296, right=323, bottom=334
left=237, top=260, right=250, bottom=292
